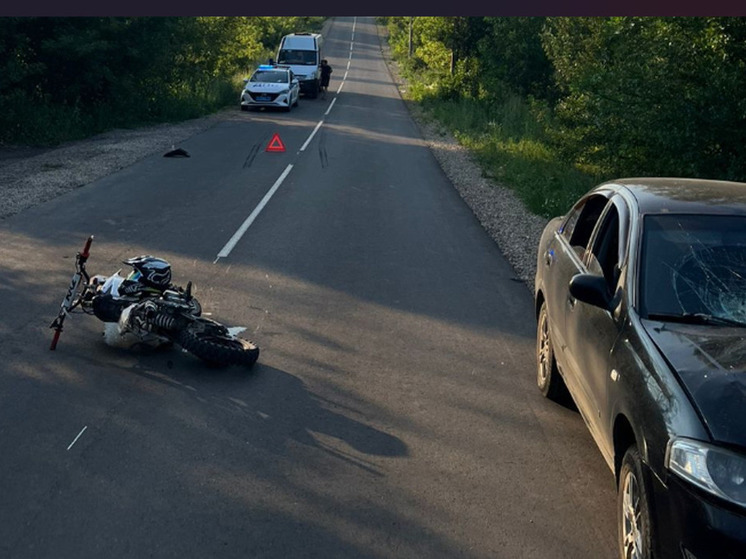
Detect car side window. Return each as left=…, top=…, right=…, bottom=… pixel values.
left=560, top=194, right=610, bottom=259
left=588, top=204, right=621, bottom=291
left=559, top=202, right=584, bottom=241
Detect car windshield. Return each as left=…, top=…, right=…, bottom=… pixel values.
left=277, top=49, right=316, bottom=65
left=250, top=70, right=288, bottom=84
left=639, top=214, right=746, bottom=324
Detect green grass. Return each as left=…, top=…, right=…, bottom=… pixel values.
left=398, top=68, right=604, bottom=218
left=0, top=75, right=243, bottom=148
left=464, top=133, right=599, bottom=218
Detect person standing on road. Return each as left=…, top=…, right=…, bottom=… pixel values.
left=320, top=59, right=332, bottom=99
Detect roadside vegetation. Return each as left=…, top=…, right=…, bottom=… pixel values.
left=381, top=17, right=746, bottom=217
left=0, top=17, right=324, bottom=147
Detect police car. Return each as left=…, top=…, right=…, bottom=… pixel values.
left=240, top=65, right=300, bottom=112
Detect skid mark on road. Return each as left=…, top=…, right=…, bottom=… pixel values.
left=318, top=129, right=329, bottom=169
left=243, top=143, right=261, bottom=168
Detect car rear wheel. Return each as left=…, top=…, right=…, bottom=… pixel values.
left=618, top=445, right=653, bottom=559
left=536, top=301, right=567, bottom=401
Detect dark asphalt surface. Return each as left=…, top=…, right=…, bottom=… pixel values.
left=0, top=17, right=617, bottom=559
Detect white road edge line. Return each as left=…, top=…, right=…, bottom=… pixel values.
left=300, top=121, right=324, bottom=152
left=325, top=98, right=337, bottom=116
left=352, top=17, right=357, bottom=33
left=216, top=164, right=294, bottom=260
left=336, top=82, right=344, bottom=94
left=346, top=60, right=351, bottom=70
left=343, top=70, right=349, bottom=81
left=67, top=426, right=87, bottom=451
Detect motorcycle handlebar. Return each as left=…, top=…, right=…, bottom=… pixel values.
left=80, top=235, right=94, bottom=260
left=76, top=235, right=94, bottom=279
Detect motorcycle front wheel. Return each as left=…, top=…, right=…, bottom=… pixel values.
left=176, top=317, right=259, bottom=368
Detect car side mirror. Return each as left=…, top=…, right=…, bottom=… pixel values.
left=569, top=273, right=611, bottom=310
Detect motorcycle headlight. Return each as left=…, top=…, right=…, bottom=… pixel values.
left=667, top=438, right=746, bottom=506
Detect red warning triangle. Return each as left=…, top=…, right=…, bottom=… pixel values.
left=266, top=133, right=286, bottom=152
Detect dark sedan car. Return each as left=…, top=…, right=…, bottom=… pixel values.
left=534, top=178, right=746, bottom=559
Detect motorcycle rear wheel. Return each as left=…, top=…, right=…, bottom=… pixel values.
left=177, top=318, right=259, bottom=368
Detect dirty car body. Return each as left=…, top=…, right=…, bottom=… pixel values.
left=534, top=178, right=746, bottom=558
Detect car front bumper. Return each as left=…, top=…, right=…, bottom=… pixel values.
left=297, top=79, right=317, bottom=93
left=240, top=92, right=292, bottom=108
left=650, top=469, right=746, bottom=559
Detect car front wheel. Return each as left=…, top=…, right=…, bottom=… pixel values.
left=618, top=445, right=653, bottom=559
left=536, top=301, right=567, bottom=401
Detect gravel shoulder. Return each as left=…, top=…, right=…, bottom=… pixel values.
left=0, top=111, right=229, bottom=220
left=0, top=21, right=548, bottom=294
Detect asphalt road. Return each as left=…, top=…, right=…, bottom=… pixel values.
left=0, top=17, right=618, bottom=559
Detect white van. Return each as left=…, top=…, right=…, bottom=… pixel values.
left=276, top=33, right=324, bottom=98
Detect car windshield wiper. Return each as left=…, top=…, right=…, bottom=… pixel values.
left=646, top=312, right=746, bottom=328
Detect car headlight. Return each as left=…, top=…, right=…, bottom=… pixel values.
left=278, top=89, right=290, bottom=95
left=667, top=438, right=746, bottom=506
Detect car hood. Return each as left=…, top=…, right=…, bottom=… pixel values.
left=642, top=319, right=746, bottom=446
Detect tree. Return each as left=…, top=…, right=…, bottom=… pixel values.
left=542, top=17, right=746, bottom=179
left=477, top=17, right=554, bottom=100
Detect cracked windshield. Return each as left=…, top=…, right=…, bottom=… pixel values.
left=641, top=214, right=746, bottom=324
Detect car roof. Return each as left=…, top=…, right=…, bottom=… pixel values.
left=599, top=177, right=746, bottom=216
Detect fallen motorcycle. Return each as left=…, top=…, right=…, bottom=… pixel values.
left=50, top=236, right=259, bottom=368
